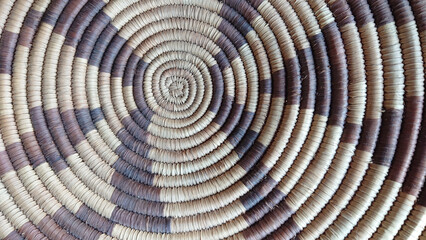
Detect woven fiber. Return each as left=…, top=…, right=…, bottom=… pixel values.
left=0, top=0, right=425, bottom=239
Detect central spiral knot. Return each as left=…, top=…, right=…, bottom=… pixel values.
left=167, top=78, right=185, bottom=99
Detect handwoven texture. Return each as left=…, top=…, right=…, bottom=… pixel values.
left=0, top=0, right=425, bottom=239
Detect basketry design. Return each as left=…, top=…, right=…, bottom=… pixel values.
left=0, top=0, right=425, bottom=239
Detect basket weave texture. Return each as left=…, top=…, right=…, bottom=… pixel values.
left=0, top=0, right=425, bottom=239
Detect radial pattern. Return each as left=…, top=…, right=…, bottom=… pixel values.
left=0, top=0, right=425, bottom=239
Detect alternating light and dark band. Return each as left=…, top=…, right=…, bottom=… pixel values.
left=0, top=0, right=424, bottom=239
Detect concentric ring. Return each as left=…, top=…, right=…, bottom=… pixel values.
left=0, top=0, right=425, bottom=239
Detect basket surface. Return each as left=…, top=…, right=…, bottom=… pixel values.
left=0, top=0, right=425, bottom=239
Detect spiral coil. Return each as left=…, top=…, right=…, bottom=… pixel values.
left=0, top=0, right=425, bottom=239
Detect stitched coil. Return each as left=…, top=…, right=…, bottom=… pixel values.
left=0, top=0, right=425, bottom=239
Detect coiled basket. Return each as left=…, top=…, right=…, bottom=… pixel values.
left=0, top=0, right=425, bottom=239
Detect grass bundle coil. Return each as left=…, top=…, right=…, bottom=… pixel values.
left=0, top=0, right=425, bottom=239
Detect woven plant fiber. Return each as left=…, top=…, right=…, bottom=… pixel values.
left=0, top=0, right=425, bottom=239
